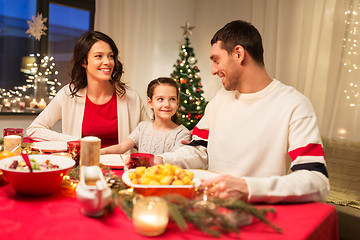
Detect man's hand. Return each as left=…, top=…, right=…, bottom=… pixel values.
left=201, top=174, right=249, bottom=201
left=181, top=140, right=191, bottom=145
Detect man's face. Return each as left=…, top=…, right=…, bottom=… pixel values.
left=210, top=41, right=241, bottom=91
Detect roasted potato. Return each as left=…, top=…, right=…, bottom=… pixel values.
left=130, top=163, right=194, bottom=186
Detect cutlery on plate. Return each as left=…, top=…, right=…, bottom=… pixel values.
left=119, top=154, right=128, bottom=171
left=21, top=150, right=33, bottom=172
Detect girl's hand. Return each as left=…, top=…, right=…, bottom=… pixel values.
left=154, top=156, right=164, bottom=165
left=124, top=154, right=131, bottom=169
left=181, top=140, right=191, bottom=145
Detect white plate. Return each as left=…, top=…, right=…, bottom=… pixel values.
left=122, top=169, right=219, bottom=189
left=32, top=141, right=68, bottom=153
left=100, top=154, right=128, bottom=169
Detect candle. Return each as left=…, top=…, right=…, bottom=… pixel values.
left=3, top=100, right=11, bottom=110
left=29, top=99, right=37, bottom=108
left=79, top=136, right=101, bottom=167
left=59, top=175, right=79, bottom=198
left=38, top=98, right=47, bottom=109
left=19, top=101, right=25, bottom=110
left=132, top=197, right=169, bottom=236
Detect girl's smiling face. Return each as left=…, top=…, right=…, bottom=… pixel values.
left=148, top=84, right=179, bottom=121
left=83, top=40, right=114, bottom=83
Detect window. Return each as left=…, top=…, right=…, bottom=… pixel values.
left=0, top=0, right=94, bottom=114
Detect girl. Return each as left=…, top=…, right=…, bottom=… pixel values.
left=26, top=31, right=150, bottom=147
left=101, top=77, right=191, bottom=155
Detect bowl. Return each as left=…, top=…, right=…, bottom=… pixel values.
left=122, top=169, right=219, bottom=198
left=0, top=154, right=75, bottom=195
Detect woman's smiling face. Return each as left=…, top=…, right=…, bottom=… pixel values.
left=83, top=40, right=114, bottom=83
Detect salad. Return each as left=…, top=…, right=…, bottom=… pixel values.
left=7, top=159, right=60, bottom=171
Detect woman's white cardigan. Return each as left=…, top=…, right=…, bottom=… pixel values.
left=26, top=84, right=150, bottom=142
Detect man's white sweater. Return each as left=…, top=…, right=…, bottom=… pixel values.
left=161, top=79, right=329, bottom=203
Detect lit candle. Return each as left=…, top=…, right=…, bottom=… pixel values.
left=29, top=99, right=37, bottom=108
left=3, top=100, right=11, bottom=110
left=19, top=101, right=25, bottom=110
left=38, top=98, right=47, bottom=109
left=132, top=197, right=169, bottom=236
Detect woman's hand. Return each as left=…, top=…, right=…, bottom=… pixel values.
left=201, top=174, right=249, bottom=201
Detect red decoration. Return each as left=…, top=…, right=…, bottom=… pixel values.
left=187, top=113, right=191, bottom=120
left=180, top=78, right=188, bottom=84
left=195, top=114, right=203, bottom=120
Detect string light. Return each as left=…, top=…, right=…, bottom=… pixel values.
left=342, top=3, right=360, bottom=107
left=0, top=53, right=61, bottom=110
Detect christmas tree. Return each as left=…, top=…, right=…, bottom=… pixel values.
left=171, top=22, right=208, bottom=130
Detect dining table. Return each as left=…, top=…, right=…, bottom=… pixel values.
left=0, top=168, right=338, bottom=240
left=0, top=137, right=338, bottom=239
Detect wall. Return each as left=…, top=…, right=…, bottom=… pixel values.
left=2, top=0, right=254, bottom=133
left=95, top=0, right=254, bottom=102
left=193, top=0, right=253, bottom=98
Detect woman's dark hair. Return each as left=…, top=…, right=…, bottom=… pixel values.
left=68, top=31, right=125, bottom=97
left=147, top=77, right=180, bottom=124
left=211, top=20, right=264, bottom=65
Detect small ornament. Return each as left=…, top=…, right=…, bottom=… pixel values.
left=189, top=57, right=196, bottom=64
left=26, top=13, right=48, bottom=41
left=180, top=78, right=187, bottom=84
left=195, top=114, right=203, bottom=119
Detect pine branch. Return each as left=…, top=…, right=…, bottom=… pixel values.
left=107, top=178, right=282, bottom=237
left=167, top=201, right=187, bottom=231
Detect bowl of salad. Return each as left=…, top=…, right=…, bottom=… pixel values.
left=0, top=154, right=75, bottom=195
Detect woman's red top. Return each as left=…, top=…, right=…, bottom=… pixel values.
left=82, top=92, right=118, bottom=147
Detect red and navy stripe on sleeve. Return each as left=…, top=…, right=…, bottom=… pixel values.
left=188, top=126, right=209, bottom=148
left=288, top=143, right=328, bottom=178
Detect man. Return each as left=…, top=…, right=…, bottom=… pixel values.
left=155, top=20, right=329, bottom=203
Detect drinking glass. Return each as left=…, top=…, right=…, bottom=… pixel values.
left=129, top=153, right=154, bottom=169
left=67, top=140, right=81, bottom=167
left=4, top=135, right=22, bottom=155
left=3, top=128, right=23, bottom=137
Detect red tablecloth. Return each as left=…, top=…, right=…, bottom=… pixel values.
left=0, top=182, right=338, bottom=240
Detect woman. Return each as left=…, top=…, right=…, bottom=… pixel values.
left=26, top=31, right=150, bottom=148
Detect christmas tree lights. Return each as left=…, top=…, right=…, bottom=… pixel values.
left=171, top=22, right=208, bottom=130
left=0, top=53, right=61, bottom=112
